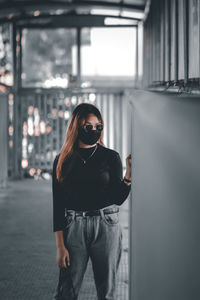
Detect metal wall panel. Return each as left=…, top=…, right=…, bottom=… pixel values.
left=129, top=90, right=200, bottom=300
left=155, top=0, right=161, bottom=82
left=0, top=94, right=8, bottom=187
left=188, top=0, right=200, bottom=78
left=102, top=94, right=108, bottom=147
left=143, top=0, right=200, bottom=87
left=151, top=0, right=156, bottom=83
left=144, top=12, right=153, bottom=87
left=170, top=0, right=177, bottom=81
left=164, top=0, right=170, bottom=82
left=108, top=94, right=114, bottom=150
left=160, top=1, right=165, bottom=82
left=178, top=0, right=185, bottom=80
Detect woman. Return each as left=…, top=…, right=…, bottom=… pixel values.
left=52, top=102, right=131, bottom=300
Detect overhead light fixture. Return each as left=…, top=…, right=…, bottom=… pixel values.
left=91, top=8, right=119, bottom=16
left=104, top=18, right=137, bottom=25
left=121, top=11, right=144, bottom=19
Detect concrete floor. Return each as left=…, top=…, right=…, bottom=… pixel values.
left=0, top=178, right=129, bottom=300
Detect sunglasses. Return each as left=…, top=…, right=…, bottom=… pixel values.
left=82, top=124, right=104, bottom=132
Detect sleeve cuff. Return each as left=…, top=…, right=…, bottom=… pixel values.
left=53, top=225, right=65, bottom=232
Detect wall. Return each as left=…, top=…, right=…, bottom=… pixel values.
left=0, top=93, right=8, bottom=187
left=128, top=90, right=200, bottom=300
left=143, top=0, right=200, bottom=87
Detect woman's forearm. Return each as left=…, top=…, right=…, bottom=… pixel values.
left=55, top=230, right=65, bottom=249
left=125, top=167, right=131, bottom=180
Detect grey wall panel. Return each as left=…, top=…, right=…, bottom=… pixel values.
left=108, top=94, right=114, bottom=150
left=143, top=0, right=200, bottom=86
left=143, top=16, right=152, bottom=87
left=188, top=0, right=200, bottom=78
left=129, top=90, right=200, bottom=300
left=160, top=1, right=165, bottom=82
left=178, top=0, right=185, bottom=80
left=0, top=94, right=8, bottom=187
left=151, top=0, right=156, bottom=83
left=170, top=0, right=178, bottom=82
left=164, top=0, right=170, bottom=82
left=122, top=92, right=129, bottom=166
left=148, top=12, right=153, bottom=86
left=102, top=94, right=108, bottom=147
left=155, top=0, right=161, bottom=82
left=170, top=0, right=176, bottom=81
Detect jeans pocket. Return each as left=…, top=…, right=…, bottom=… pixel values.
left=103, top=212, right=119, bottom=226
left=64, top=215, right=75, bottom=228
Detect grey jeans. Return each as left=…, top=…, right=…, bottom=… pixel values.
left=55, top=204, right=123, bottom=300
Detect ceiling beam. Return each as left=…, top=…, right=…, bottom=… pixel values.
left=143, top=0, right=151, bottom=22
left=0, top=0, right=145, bottom=16
left=0, top=12, right=141, bottom=25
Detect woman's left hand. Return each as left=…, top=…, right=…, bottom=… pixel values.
left=126, top=154, right=131, bottom=170
left=125, top=154, right=131, bottom=181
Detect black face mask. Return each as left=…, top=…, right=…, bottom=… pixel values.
left=78, top=127, right=101, bottom=145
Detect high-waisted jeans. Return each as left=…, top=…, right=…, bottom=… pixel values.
left=53, top=204, right=123, bottom=300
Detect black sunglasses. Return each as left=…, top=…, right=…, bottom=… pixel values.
left=82, top=124, right=104, bottom=132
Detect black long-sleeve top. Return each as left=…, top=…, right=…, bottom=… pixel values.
left=52, top=142, right=131, bottom=232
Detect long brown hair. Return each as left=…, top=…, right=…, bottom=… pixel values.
left=56, top=103, right=105, bottom=183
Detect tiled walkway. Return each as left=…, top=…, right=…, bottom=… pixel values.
left=0, top=179, right=129, bottom=299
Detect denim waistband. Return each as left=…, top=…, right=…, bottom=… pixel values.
left=65, top=204, right=119, bottom=217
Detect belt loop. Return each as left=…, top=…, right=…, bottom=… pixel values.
left=99, top=207, right=105, bottom=219
left=65, top=209, right=76, bottom=219
left=73, top=210, right=75, bottom=219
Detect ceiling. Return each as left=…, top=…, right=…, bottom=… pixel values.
left=0, top=0, right=149, bottom=24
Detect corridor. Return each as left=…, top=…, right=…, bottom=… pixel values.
left=0, top=179, right=130, bottom=299
left=1, top=0, right=200, bottom=299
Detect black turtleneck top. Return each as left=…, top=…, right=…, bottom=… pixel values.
left=52, top=142, right=131, bottom=232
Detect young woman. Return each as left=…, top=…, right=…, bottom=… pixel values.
left=52, top=102, right=131, bottom=300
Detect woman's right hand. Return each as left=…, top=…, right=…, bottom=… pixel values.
left=56, top=246, right=70, bottom=268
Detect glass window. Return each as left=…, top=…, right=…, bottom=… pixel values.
left=81, top=27, right=136, bottom=87
left=22, top=28, right=77, bottom=88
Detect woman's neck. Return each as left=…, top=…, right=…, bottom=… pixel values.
left=78, top=142, right=97, bottom=149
